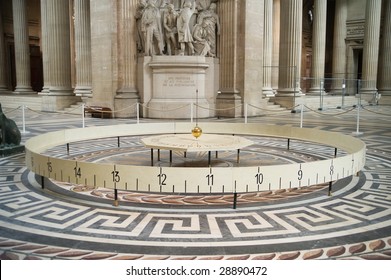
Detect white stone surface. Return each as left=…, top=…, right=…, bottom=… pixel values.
left=141, top=133, right=254, bottom=152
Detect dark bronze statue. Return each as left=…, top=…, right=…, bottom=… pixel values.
left=0, top=103, right=21, bottom=146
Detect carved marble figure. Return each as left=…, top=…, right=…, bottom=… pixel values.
left=141, top=0, right=164, bottom=56
left=192, top=19, right=211, bottom=56
left=177, top=0, right=196, bottom=55
left=163, top=4, right=178, bottom=55
left=197, top=2, right=220, bottom=57
left=136, top=0, right=147, bottom=53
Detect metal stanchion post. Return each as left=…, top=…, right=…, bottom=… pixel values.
left=21, top=105, right=30, bottom=134
left=82, top=103, right=85, bottom=128
left=318, top=80, right=324, bottom=111
left=341, top=80, right=346, bottom=109
left=190, top=102, right=193, bottom=124
left=300, top=103, right=304, bottom=128
left=244, top=103, right=248, bottom=124
left=136, top=103, right=140, bottom=124
left=352, top=81, right=363, bottom=136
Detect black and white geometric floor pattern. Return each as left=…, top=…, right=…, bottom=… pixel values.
left=1, top=107, right=391, bottom=260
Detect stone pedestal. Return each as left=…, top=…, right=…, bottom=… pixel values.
left=216, top=92, right=242, bottom=118
left=114, top=92, right=139, bottom=118
left=138, top=56, right=219, bottom=119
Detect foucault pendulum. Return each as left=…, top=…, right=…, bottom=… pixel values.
left=192, top=89, right=202, bottom=139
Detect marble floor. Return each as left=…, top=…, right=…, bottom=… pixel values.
left=0, top=104, right=391, bottom=260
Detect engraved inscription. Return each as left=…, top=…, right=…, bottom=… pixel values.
left=162, top=76, right=196, bottom=88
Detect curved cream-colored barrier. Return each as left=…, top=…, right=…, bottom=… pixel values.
left=25, top=122, right=366, bottom=194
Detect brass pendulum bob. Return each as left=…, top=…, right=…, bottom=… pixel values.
left=192, top=126, right=202, bottom=139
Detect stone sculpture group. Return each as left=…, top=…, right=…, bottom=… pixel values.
left=0, top=104, right=21, bottom=147
left=137, top=0, right=220, bottom=57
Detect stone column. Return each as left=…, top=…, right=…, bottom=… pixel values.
left=41, top=0, right=79, bottom=111
left=331, top=0, right=347, bottom=95
left=271, top=0, right=280, bottom=90
left=242, top=0, right=264, bottom=115
left=12, top=0, right=35, bottom=94
left=74, top=0, right=92, bottom=98
left=378, top=0, right=391, bottom=100
left=308, top=0, right=327, bottom=95
left=114, top=0, right=140, bottom=118
left=40, top=0, right=50, bottom=93
left=276, top=0, right=302, bottom=102
left=0, top=10, right=8, bottom=92
left=216, top=0, right=242, bottom=117
left=262, top=0, right=274, bottom=97
left=45, top=0, right=73, bottom=95
left=361, top=0, right=382, bottom=99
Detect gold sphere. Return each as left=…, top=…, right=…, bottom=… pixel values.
left=191, top=126, right=202, bottom=139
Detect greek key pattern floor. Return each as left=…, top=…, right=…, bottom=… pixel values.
left=1, top=107, right=391, bottom=259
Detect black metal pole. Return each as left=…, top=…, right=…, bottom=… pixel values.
left=233, top=193, right=238, bottom=209
left=328, top=181, right=332, bottom=196
left=114, top=189, right=119, bottom=206
left=41, top=176, right=45, bottom=189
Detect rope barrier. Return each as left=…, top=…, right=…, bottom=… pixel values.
left=2, top=106, right=22, bottom=114
left=362, top=105, right=391, bottom=117
left=247, top=103, right=287, bottom=112
left=5, top=99, right=391, bottom=123
left=195, top=104, right=242, bottom=111
left=140, top=103, right=190, bottom=112
left=303, top=105, right=356, bottom=116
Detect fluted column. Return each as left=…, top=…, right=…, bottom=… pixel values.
left=12, top=0, right=35, bottom=94
left=378, top=0, right=391, bottom=98
left=116, top=0, right=138, bottom=97
left=39, top=0, right=50, bottom=94
left=361, top=0, right=382, bottom=98
left=308, top=0, right=327, bottom=95
left=331, top=0, right=347, bottom=95
left=216, top=0, right=242, bottom=117
left=271, top=0, right=280, bottom=90
left=74, top=0, right=92, bottom=97
left=45, top=0, right=73, bottom=95
left=0, top=10, right=8, bottom=92
left=263, top=0, right=274, bottom=96
left=277, top=0, right=302, bottom=96
left=218, top=0, right=239, bottom=95
left=114, top=0, right=140, bottom=118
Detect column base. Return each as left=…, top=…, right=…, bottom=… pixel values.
left=307, top=87, right=326, bottom=96
left=377, top=90, right=391, bottom=105
left=216, top=92, right=242, bottom=118
left=262, top=87, right=275, bottom=97
left=114, top=90, right=140, bottom=118
left=74, top=86, right=92, bottom=97
left=13, top=86, right=36, bottom=95
left=360, top=88, right=379, bottom=103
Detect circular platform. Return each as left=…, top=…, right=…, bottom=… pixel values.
left=141, top=133, right=254, bottom=152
